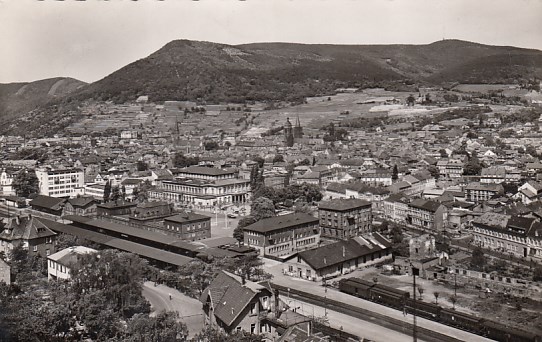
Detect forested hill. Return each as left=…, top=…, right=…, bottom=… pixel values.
left=75, top=39, right=542, bottom=104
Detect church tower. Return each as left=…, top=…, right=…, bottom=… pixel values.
left=284, top=117, right=294, bottom=147
left=293, top=115, right=304, bottom=139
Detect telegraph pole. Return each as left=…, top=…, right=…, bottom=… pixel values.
left=411, top=264, right=419, bottom=342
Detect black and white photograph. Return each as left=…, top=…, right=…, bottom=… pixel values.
left=1, top=0, right=542, bottom=341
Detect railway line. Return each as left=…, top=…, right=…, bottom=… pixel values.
left=271, top=283, right=482, bottom=342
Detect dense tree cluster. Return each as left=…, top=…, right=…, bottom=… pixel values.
left=12, top=169, right=40, bottom=198
left=173, top=153, right=200, bottom=168
left=0, top=249, right=188, bottom=341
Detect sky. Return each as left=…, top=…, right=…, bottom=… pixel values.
left=1, top=0, right=541, bottom=84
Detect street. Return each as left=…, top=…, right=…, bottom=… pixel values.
left=142, top=281, right=204, bottom=339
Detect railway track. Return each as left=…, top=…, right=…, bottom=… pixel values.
left=271, top=283, right=469, bottom=342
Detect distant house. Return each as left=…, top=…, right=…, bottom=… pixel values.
left=0, top=216, right=57, bottom=258
left=47, top=246, right=97, bottom=281
left=129, top=201, right=173, bottom=223
left=407, top=199, right=447, bottom=231
left=30, top=195, right=66, bottom=216
left=464, top=183, right=504, bottom=203
left=514, top=181, right=542, bottom=205
left=436, top=159, right=464, bottom=179
left=96, top=200, right=137, bottom=217
left=281, top=233, right=392, bottom=281
left=64, top=197, right=98, bottom=217
left=480, top=166, right=507, bottom=184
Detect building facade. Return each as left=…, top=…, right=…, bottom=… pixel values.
left=163, top=212, right=212, bottom=241
left=472, top=213, right=542, bottom=260
left=318, top=198, right=372, bottom=239
left=243, top=213, right=320, bottom=258
left=36, top=168, right=84, bottom=198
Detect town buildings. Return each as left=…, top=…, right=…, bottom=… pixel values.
left=243, top=213, right=320, bottom=258
left=318, top=198, right=372, bottom=239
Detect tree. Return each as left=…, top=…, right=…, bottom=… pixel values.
left=392, top=165, right=399, bottom=181
left=533, top=265, right=542, bottom=282
left=433, top=291, right=440, bottom=304
left=417, top=286, right=424, bottom=299
left=273, top=154, right=285, bottom=163
left=450, top=295, right=457, bottom=310
left=194, top=326, right=264, bottom=342
left=251, top=197, right=275, bottom=221
left=133, top=180, right=152, bottom=203
left=110, top=185, right=121, bottom=202
left=470, top=246, right=487, bottom=271
left=407, top=94, right=416, bottom=106
left=124, top=312, right=188, bottom=341
left=103, top=180, right=112, bottom=202
left=136, top=160, right=148, bottom=171
left=12, top=169, right=39, bottom=198
left=204, top=141, right=219, bottom=151
left=173, top=153, right=200, bottom=168
left=233, top=216, right=257, bottom=242
left=390, top=225, right=404, bottom=244
left=463, top=151, right=483, bottom=176
left=427, top=165, right=440, bottom=179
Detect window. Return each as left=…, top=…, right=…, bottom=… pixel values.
left=33, top=245, right=38, bottom=252
left=250, top=324, right=256, bottom=334
left=250, top=302, right=257, bottom=315
left=46, top=249, right=50, bottom=256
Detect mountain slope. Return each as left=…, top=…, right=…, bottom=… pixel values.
left=77, top=39, right=402, bottom=103
left=0, top=77, right=86, bottom=127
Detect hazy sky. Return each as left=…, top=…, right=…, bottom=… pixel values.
left=1, top=0, right=541, bottom=84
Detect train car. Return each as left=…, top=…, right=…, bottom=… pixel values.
left=482, top=320, right=541, bottom=342
left=370, top=284, right=410, bottom=310
left=439, top=307, right=482, bottom=333
left=404, top=299, right=441, bottom=320
left=338, top=278, right=374, bottom=300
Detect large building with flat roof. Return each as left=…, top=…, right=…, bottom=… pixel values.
left=243, top=213, right=320, bottom=258
left=150, top=166, right=251, bottom=207
left=36, top=168, right=84, bottom=198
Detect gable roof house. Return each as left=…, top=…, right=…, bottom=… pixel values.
left=200, top=271, right=277, bottom=335
left=0, top=216, right=57, bottom=259
left=63, top=197, right=98, bottom=217
left=30, top=195, right=67, bottom=216
left=282, top=233, right=392, bottom=281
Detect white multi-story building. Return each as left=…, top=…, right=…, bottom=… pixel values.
left=36, top=168, right=85, bottom=198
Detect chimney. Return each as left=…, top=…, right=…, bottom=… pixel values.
left=274, top=289, right=280, bottom=318
left=241, top=275, right=246, bottom=285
